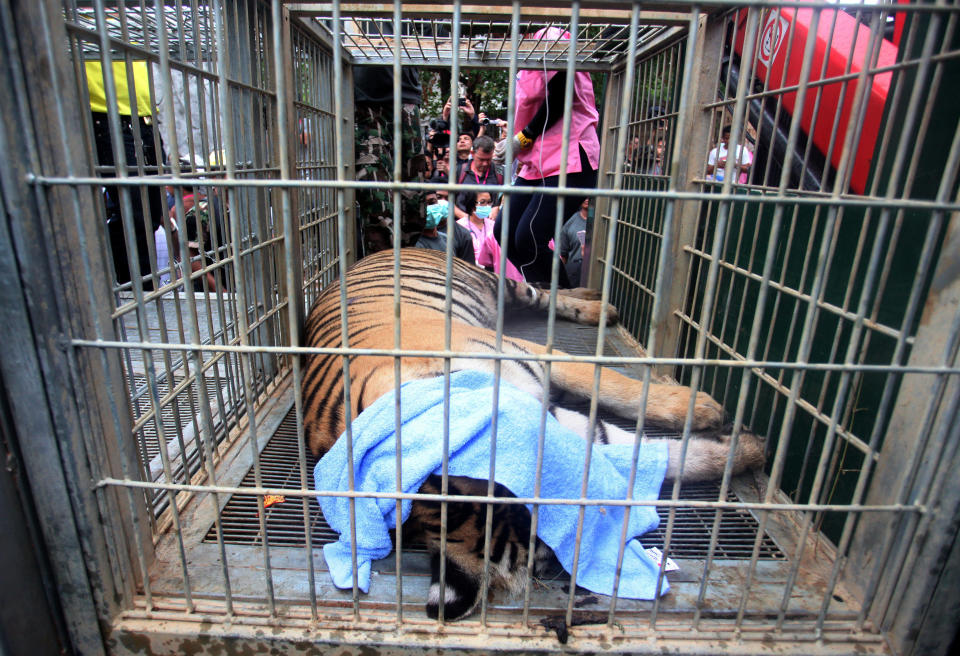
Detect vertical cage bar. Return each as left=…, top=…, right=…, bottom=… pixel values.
left=155, top=0, right=237, bottom=615
left=93, top=0, right=196, bottom=612
left=274, top=0, right=317, bottom=620
left=390, top=0, right=406, bottom=626
left=211, top=0, right=275, bottom=616
left=328, top=0, right=362, bottom=621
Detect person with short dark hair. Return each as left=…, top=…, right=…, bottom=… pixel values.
left=558, top=198, right=590, bottom=287
left=363, top=224, right=393, bottom=254
left=706, top=125, right=752, bottom=183
left=427, top=148, right=450, bottom=185
left=455, top=132, right=474, bottom=165
left=415, top=190, right=476, bottom=265
left=453, top=135, right=503, bottom=221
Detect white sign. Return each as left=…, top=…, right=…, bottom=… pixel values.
left=645, top=547, right=680, bottom=572
left=759, top=11, right=790, bottom=67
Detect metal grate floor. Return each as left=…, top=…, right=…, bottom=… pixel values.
left=206, top=310, right=783, bottom=560
left=206, top=408, right=783, bottom=560
left=203, top=412, right=354, bottom=549
left=129, top=371, right=239, bottom=460
left=128, top=364, right=245, bottom=516
left=646, top=483, right=784, bottom=559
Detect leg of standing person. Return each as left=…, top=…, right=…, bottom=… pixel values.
left=138, top=117, right=166, bottom=282
left=354, top=103, right=394, bottom=256
left=506, top=156, right=596, bottom=285
left=493, top=181, right=534, bottom=263
left=93, top=112, right=164, bottom=291
left=510, top=175, right=558, bottom=284
left=398, top=102, right=426, bottom=246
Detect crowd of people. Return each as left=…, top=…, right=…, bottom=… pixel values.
left=355, top=28, right=606, bottom=288
left=352, top=31, right=752, bottom=289
left=86, top=30, right=752, bottom=294
left=357, top=80, right=597, bottom=288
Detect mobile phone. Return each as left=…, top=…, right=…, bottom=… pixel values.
left=458, top=97, right=467, bottom=107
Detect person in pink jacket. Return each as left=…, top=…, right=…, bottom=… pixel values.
left=493, top=27, right=600, bottom=286
left=459, top=190, right=524, bottom=281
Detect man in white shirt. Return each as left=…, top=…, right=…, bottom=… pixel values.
left=707, top=125, right=753, bottom=183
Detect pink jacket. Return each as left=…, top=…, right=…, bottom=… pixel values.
left=457, top=216, right=496, bottom=265
left=514, top=28, right=600, bottom=181
left=476, top=233, right=524, bottom=282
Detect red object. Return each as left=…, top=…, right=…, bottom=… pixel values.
left=263, top=494, right=286, bottom=509
left=733, top=7, right=897, bottom=194
left=892, top=0, right=910, bottom=48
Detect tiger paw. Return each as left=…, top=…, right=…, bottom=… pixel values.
left=691, top=391, right=725, bottom=431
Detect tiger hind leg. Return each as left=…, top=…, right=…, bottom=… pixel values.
left=549, top=406, right=765, bottom=482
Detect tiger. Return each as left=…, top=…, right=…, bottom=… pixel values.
left=302, top=247, right=765, bottom=620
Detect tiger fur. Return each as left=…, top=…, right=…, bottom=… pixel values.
left=302, top=248, right=764, bottom=620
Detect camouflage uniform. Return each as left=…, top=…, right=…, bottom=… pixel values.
left=355, top=102, right=425, bottom=250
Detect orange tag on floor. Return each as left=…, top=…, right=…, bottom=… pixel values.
left=263, top=495, right=286, bottom=508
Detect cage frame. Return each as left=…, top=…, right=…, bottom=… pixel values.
left=1, top=0, right=959, bottom=654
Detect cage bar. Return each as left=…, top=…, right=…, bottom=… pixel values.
left=1, top=1, right=959, bottom=654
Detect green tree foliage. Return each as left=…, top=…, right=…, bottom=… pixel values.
left=419, top=68, right=608, bottom=131
left=420, top=68, right=511, bottom=122
left=461, top=69, right=511, bottom=119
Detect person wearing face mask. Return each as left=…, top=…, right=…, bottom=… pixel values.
left=456, top=190, right=496, bottom=265
left=458, top=190, right=524, bottom=281
left=453, top=135, right=503, bottom=222
left=414, top=190, right=476, bottom=265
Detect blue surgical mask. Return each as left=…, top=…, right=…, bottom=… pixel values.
left=475, top=205, right=492, bottom=219
left=425, top=201, right=447, bottom=229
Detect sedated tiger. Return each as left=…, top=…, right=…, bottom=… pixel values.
left=302, top=248, right=764, bottom=620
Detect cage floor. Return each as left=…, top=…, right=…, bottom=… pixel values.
left=148, top=311, right=860, bottom=625
left=205, top=407, right=784, bottom=561
left=128, top=372, right=239, bottom=459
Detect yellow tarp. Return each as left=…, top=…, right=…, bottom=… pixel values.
left=85, top=60, right=152, bottom=116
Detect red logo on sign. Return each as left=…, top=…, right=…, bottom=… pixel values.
left=760, top=12, right=789, bottom=66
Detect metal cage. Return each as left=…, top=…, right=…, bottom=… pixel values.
left=1, top=1, right=959, bottom=654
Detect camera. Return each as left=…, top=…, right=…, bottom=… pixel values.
left=458, top=97, right=467, bottom=107
left=481, top=118, right=504, bottom=127
left=428, top=119, right=450, bottom=148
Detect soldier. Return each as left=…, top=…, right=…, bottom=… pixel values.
left=354, top=66, right=426, bottom=252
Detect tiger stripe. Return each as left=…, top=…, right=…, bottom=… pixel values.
left=301, top=247, right=760, bottom=620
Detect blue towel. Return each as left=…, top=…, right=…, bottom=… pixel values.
left=314, top=369, right=669, bottom=599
